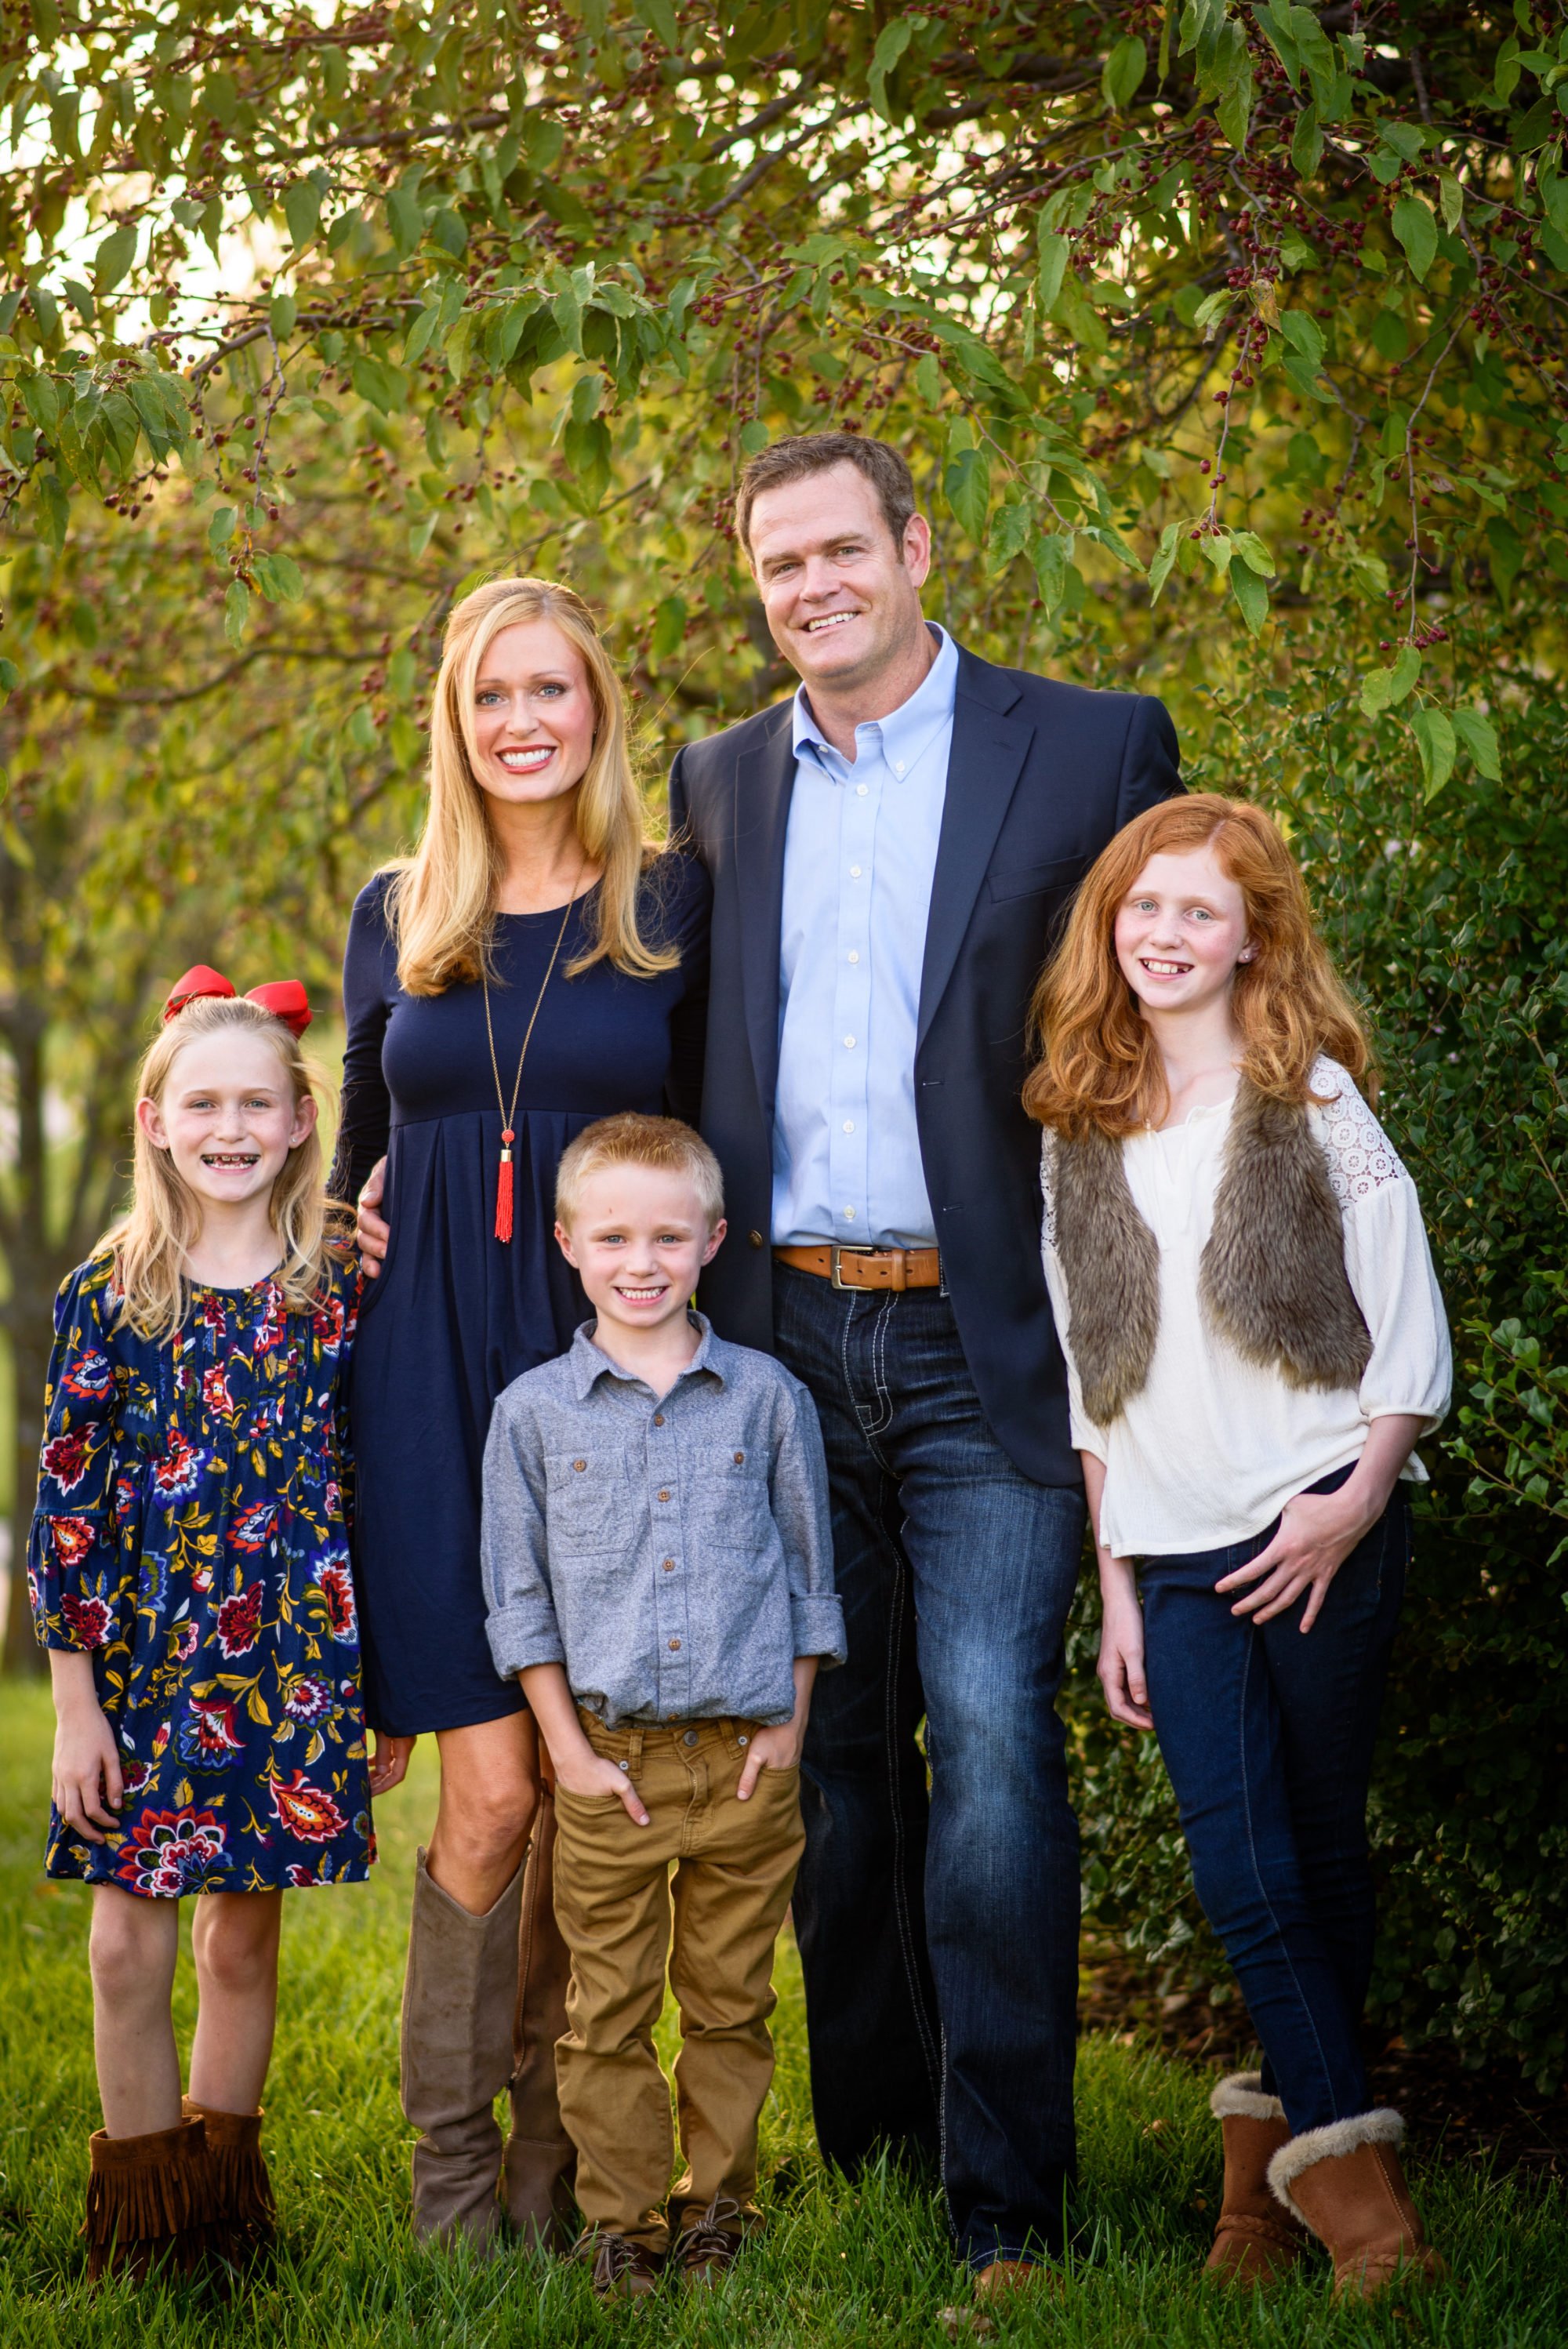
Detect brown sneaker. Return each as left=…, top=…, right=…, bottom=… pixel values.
left=673, top=2195, right=747, bottom=2287
left=579, top=2231, right=664, bottom=2302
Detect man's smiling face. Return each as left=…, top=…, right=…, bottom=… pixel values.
left=747, top=461, right=931, bottom=700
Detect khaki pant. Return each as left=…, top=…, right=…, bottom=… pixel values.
left=552, top=1713, right=805, bottom=2253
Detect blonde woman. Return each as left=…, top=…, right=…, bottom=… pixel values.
left=330, top=577, right=710, bottom=2250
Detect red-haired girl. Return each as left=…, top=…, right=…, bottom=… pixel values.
left=1026, top=797, right=1451, bottom=2300
left=31, top=973, right=385, bottom=2283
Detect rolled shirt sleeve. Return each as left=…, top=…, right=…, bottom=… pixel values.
left=1341, top=1172, right=1452, bottom=1438
left=770, top=1379, right=847, bottom=1668
left=481, top=1391, right=568, bottom=1682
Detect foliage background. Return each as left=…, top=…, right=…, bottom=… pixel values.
left=2, top=0, right=1566, bottom=2086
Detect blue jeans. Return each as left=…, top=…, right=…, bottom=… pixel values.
left=1139, top=1467, right=1409, bottom=2134
left=772, top=1264, right=1085, bottom=2267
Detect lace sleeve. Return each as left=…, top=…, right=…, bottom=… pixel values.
left=1309, top=1058, right=1408, bottom=1210
left=1040, top=1131, right=1058, bottom=1249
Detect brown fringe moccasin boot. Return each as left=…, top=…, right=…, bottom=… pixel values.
left=1203, top=2072, right=1308, bottom=2286
left=1267, top=2109, right=1446, bottom=2300
left=183, top=2097, right=276, bottom=2270
left=83, top=2114, right=214, bottom=2283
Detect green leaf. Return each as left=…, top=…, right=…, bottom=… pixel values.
left=1217, top=60, right=1254, bottom=152
left=943, top=445, right=991, bottom=541
left=987, top=500, right=1031, bottom=572
left=21, top=371, right=60, bottom=434
left=93, top=223, right=138, bottom=296
left=1036, top=228, right=1069, bottom=312
left=1032, top=528, right=1072, bottom=615
left=1290, top=103, right=1323, bottom=179
left=1411, top=704, right=1457, bottom=799
left=562, top=414, right=611, bottom=506
left=632, top=0, right=680, bottom=51
left=651, top=594, right=687, bottom=663
left=1361, top=645, right=1422, bottom=716
left=1450, top=707, right=1501, bottom=781
left=869, top=18, right=915, bottom=123
left=739, top=418, right=769, bottom=456
left=0, top=657, right=20, bottom=697
left=1229, top=559, right=1269, bottom=634
left=1279, top=309, right=1325, bottom=370
left=1437, top=172, right=1465, bottom=234
left=1102, top=34, right=1146, bottom=111
left=1231, top=529, right=1275, bottom=575
left=208, top=504, right=237, bottom=554
left=223, top=580, right=251, bottom=647
left=404, top=303, right=443, bottom=365
left=283, top=180, right=321, bottom=248
left=1148, top=520, right=1182, bottom=605
left=1392, top=194, right=1438, bottom=282
left=386, top=187, right=426, bottom=256
left=34, top=470, right=69, bottom=551
left=269, top=292, right=297, bottom=339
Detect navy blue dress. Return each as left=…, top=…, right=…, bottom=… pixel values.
left=330, top=858, right=710, bottom=1735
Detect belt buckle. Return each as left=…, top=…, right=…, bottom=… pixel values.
left=829, top=1243, right=873, bottom=1291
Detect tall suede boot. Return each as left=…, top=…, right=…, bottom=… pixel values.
left=401, top=1846, right=523, bottom=2250
left=83, top=2115, right=213, bottom=2282
left=502, top=1784, right=578, bottom=2249
left=183, top=2097, right=275, bottom=2267
left=1269, top=2109, right=1446, bottom=2300
left=1203, top=2073, right=1308, bottom=2286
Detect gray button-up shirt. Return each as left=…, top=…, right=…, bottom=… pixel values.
left=481, top=1316, right=845, bottom=1728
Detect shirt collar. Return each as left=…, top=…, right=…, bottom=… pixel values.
left=791, top=623, right=958, bottom=775
left=566, top=1312, right=724, bottom=1400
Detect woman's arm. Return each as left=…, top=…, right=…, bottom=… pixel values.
left=1084, top=1452, right=1153, bottom=1730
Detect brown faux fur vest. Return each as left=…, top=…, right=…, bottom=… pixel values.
left=1051, top=1080, right=1372, bottom=1425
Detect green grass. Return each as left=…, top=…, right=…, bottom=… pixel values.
left=0, top=1682, right=1560, bottom=2346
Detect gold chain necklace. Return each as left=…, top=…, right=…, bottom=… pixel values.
left=481, top=875, right=583, bottom=1243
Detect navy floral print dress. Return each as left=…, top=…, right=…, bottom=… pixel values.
left=28, top=1250, right=375, bottom=1897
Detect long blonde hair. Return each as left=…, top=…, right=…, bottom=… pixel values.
left=1023, top=794, right=1372, bottom=1138
left=103, top=996, right=346, bottom=1340
left=386, top=576, right=676, bottom=995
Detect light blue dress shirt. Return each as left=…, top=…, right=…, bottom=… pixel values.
left=772, top=624, right=958, bottom=1247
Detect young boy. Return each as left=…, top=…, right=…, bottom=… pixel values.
left=481, top=1112, right=844, bottom=2300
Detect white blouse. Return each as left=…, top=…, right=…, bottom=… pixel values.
left=1040, top=1058, right=1451, bottom=1559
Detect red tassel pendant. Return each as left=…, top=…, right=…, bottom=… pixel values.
left=495, top=1129, right=516, bottom=1243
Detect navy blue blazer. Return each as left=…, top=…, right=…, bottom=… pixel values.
left=666, top=641, right=1182, bottom=1486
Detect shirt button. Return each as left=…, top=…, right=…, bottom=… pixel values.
left=844, top=1035, right=855, bottom=1048
left=572, top=1459, right=586, bottom=1472
left=669, top=1637, right=681, bottom=1651
left=844, top=1206, right=856, bottom=1220
left=894, top=760, right=906, bottom=775
left=733, top=1450, right=745, bottom=1465
left=855, top=782, right=868, bottom=796
left=653, top=1412, right=665, bottom=1425
left=847, top=949, right=859, bottom=964
left=843, top=1120, right=855, bottom=1134
left=850, top=865, right=862, bottom=878
left=657, top=1489, right=670, bottom=1503
left=662, top=1558, right=676, bottom=1572
left=683, top=1729, right=699, bottom=1747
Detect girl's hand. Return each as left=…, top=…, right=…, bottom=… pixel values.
left=369, top=1731, right=416, bottom=1795
left=1217, top=1486, right=1374, bottom=1631
left=554, top=1745, right=651, bottom=1827
left=1098, top=1570, right=1153, bottom=1730
left=52, top=1694, right=123, bottom=1844
left=356, top=1157, right=390, bottom=1278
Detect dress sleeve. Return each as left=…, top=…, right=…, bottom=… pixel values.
left=662, top=851, right=712, bottom=1126
left=328, top=877, right=395, bottom=1206
left=1312, top=1070, right=1451, bottom=1435
left=771, top=1376, right=847, bottom=1668
left=1039, top=1135, right=1111, bottom=1465
left=27, top=1262, right=126, bottom=1654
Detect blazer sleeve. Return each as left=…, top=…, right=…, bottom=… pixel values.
left=1114, top=695, right=1184, bottom=830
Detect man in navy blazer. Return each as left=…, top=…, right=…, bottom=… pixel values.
left=669, top=435, right=1181, bottom=2291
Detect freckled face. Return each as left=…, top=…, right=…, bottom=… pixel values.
left=1114, top=846, right=1253, bottom=1018
left=467, top=619, right=598, bottom=809
left=138, top=1032, right=314, bottom=1210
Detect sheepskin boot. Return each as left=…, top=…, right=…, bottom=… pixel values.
left=182, top=2097, right=275, bottom=2268
left=1268, top=2109, right=1446, bottom=2300
left=401, top=1846, right=523, bottom=2251
left=1203, top=2073, right=1308, bottom=2286
left=501, top=1784, right=578, bottom=2249
left=83, top=2115, right=213, bottom=2282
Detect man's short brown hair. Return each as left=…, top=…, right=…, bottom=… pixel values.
left=735, top=433, right=917, bottom=562
left=555, top=1112, right=725, bottom=1231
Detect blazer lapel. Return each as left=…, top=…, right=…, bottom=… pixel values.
left=732, top=704, right=797, bottom=1115
left=917, top=653, right=1033, bottom=1051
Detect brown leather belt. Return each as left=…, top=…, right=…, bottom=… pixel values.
left=774, top=1243, right=942, bottom=1293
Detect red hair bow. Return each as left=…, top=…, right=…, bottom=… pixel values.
left=164, top=965, right=313, bottom=1037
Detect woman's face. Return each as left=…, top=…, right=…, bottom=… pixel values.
left=1113, top=844, right=1254, bottom=1019
left=467, top=619, right=598, bottom=811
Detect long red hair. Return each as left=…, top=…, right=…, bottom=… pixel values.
left=1023, top=794, right=1372, bottom=1138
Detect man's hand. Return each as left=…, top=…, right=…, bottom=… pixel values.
left=1097, top=1568, right=1153, bottom=1730
left=738, top=1656, right=818, bottom=1799
left=369, top=1731, right=416, bottom=1796
left=50, top=1670, right=123, bottom=1845
left=356, top=1156, right=390, bottom=1277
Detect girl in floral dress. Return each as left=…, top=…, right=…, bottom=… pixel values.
left=31, top=971, right=381, bottom=2283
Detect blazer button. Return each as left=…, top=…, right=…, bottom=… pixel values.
left=749, top=1229, right=764, bottom=1248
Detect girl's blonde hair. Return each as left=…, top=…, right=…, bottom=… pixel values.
left=1023, top=793, right=1372, bottom=1138
left=105, top=996, right=345, bottom=1340
left=386, top=576, right=676, bottom=996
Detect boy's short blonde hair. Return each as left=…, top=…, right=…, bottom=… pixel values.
left=555, top=1113, right=725, bottom=1231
